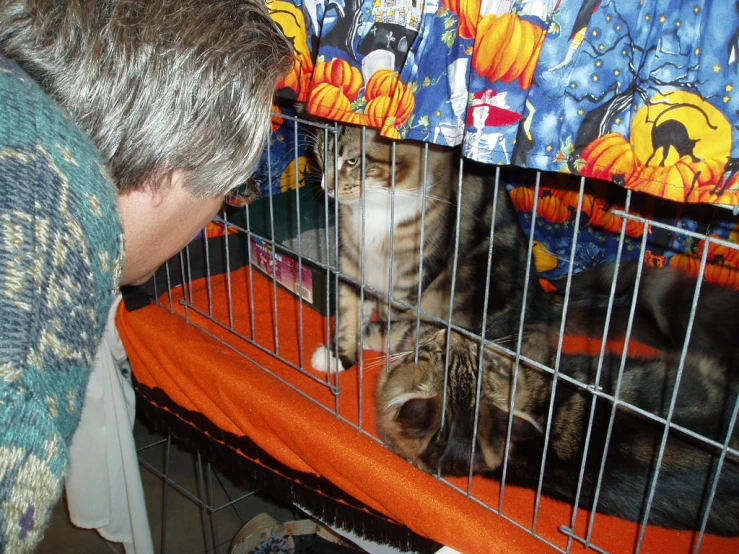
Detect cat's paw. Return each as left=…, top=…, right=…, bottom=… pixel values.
left=363, top=321, right=388, bottom=352
left=310, top=345, right=347, bottom=373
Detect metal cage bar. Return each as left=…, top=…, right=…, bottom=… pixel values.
left=147, top=113, right=739, bottom=554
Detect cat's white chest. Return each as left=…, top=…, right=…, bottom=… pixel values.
left=342, top=192, right=421, bottom=293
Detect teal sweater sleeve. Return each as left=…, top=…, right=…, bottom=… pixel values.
left=0, top=55, right=125, bottom=552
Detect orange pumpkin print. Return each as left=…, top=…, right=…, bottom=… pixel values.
left=695, top=235, right=739, bottom=289
left=701, top=238, right=739, bottom=267
left=537, top=193, right=569, bottom=223
left=510, top=186, right=535, bottom=212
left=365, top=69, right=400, bottom=100
left=686, top=159, right=739, bottom=204
left=364, top=96, right=392, bottom=128
left=580, top=133, right=636, bottom=183
left=669, top=252, right=703, bottom=279
left=442, top=0, right=480, bottom=39
left=556, top=189, right=596, bottom=217
left=392, top=84, right=416, bottom=126
left=270, top=106, right=284, bottom=133
left=579, top=92, right=736, bottom=205
left=668, top=244, right=739, bottom=290
left=279, top=55, right=314, bottom=101
left=628, top=157, right=719, bottom=203
left=589, top=206, right=623, bottom=235
left=690, top=186, right=739, bottom=205
left=380, top=126, right=403, bottom=140
left=307, top=82, right=353, bottom=121
left=581, top=138, right=736, bottom=205
left=313, top=58, right=364, bottom=102
left=705, top=262, right=739, bottom=290
left=585, top=198, right=645, bottom=238
left=472, top=13, right=546, bottom=89
left=362, top=75, right=416, bottom=134
left=623, top=217, right=647, bottom=239
left=206, top=221, right=238, bottom=238
left=608, top=198, right=646, bottom=238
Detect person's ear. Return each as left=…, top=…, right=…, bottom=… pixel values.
left=144, top=169, right=179, bottom=209
left=149, top=186, right=166, bottom=208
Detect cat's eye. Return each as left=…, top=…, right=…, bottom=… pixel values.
left=344, top=157, right=360, bottom=167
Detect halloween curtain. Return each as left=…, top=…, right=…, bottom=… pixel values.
left=249, top=0, right=739, bottom=287
left=263, top=0, right=739, bottom=205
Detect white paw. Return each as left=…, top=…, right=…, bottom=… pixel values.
left=310, top=345, right=347, bottom=373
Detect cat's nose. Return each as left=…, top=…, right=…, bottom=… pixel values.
left=321, top=175, right=335, bottom=198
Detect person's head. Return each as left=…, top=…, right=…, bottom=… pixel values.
left=0, top=0, right=294, bottom=284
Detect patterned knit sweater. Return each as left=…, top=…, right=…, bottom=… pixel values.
left=0, top=55, right=124, bottom=552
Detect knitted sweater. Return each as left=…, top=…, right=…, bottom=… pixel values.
left=0, top=55, right=124, bottom=552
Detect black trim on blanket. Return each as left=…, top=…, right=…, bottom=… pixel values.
left=134, top=380, right=441, bottom=554
left=147, top=233, right=251, bottom=299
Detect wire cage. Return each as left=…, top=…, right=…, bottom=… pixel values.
left=135, top=110, right=739, bottom=554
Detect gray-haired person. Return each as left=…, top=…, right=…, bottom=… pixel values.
left=0, top=0, right=293, bottom=550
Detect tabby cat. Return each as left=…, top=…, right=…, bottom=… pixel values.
left=309, top=124, right=551, bottom=372
left=377, top=287, right=739, bottom=535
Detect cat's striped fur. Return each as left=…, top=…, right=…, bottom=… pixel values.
left=376, top=254, right=739, bottom=534
left=309, top=125, right=548, bottom=372
left=377, top=322, right=739, bottom=535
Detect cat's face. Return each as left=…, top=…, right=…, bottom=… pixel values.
left=312, top=125, right=390, bottom=203
left=376, top=330, right=543, bottom=476
left=311, top=124, right=450, bottom=206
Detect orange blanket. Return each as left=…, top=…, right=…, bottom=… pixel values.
left=117, top=265, right=739, bottom=554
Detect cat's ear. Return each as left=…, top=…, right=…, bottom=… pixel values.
left=396, top=396, right=439, bottom=439
left=449, top=330, right=470, bottom=347
left=433, top=328, right=470, bottom=348
left=509, top=410, right=543, bottom=441
left=477, top=403, right=541, bottom=471
left=488, top=404, right=542, bottom=442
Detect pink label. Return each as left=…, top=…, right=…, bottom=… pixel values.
left=249, top=237, right=313, bottom=303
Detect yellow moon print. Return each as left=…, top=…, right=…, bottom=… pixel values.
left=631, top=91, right=731, bottom=167
left=280, top=156, right=309, bottom=192
left=266, top=0, right=311, bottom=58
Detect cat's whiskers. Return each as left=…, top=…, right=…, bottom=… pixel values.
left=301, top=129, right=325, bottom=151
left=358, top=352, right=411, bottom=372
left=488, top=334, right=519, bottom=345
left=362, top=184, right=456, bottom=208
left=422, top=194, right=455, bottom=207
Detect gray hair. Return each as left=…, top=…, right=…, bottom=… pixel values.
left=0, top=0, right=294, bottom=197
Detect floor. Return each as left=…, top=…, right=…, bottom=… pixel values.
left=38, top=418, right=303, bottom=554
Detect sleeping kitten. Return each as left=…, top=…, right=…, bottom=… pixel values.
left=377, top=326, right=739, bottom=535
left=309, top=125, right=551, bottom=372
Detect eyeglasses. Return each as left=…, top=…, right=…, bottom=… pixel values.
left=224, top=179, right=260, bottom=208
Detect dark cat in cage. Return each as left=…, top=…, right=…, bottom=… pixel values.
left=377, top=318, right=739, bottom=535
left=377, top=231, right=739, bottom=534
left=565, top=260, right=739, bottom=376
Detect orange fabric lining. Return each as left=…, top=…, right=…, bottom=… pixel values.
left=117, top=265, right=738, bottom=554
left=558, top=335, right=663, bottom=359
